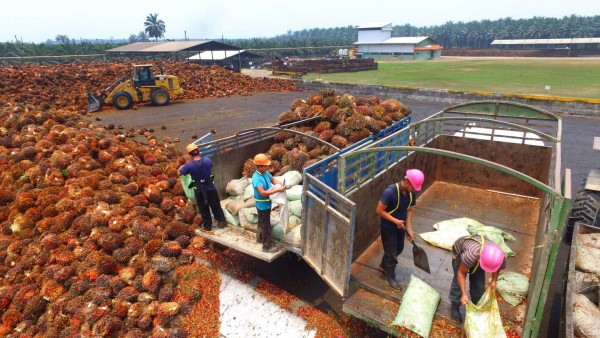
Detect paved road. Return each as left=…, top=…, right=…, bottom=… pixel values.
left=86, top=92, right=600, bottom=337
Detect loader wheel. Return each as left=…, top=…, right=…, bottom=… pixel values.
left=151, top=89, right=170, bottom=106
left=569, top=178, right=600, bottom=228
left=112, top=92, right=133, bottom=110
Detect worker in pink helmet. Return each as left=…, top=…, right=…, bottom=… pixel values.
left=376, top=169, right=425, bottom=290
left=449, top=235, right=505, bottom=323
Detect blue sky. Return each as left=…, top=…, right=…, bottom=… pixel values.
left=1, top=0, right=597, bottom=43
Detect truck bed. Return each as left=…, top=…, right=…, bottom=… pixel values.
left=345, top=180, right=540, bottom=331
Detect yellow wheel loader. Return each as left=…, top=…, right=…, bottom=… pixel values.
left=87, top=64, right=184, bottom=112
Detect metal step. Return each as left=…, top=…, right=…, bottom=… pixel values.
left=343, top=288, right=401, bottom=337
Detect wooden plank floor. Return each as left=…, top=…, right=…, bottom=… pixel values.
left=348, top=181, right=540, bottom=329
left=194, top=226, right=286, bottom=262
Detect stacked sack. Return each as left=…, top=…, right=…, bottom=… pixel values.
left=220, top=171, right=304, bottom=247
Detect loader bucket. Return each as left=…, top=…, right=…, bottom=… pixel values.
left=87, top=92, right=104, bottom=113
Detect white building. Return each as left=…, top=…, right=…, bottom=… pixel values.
left=354, top=22, right=442, bottom=60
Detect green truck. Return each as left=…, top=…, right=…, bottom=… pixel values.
left=195, top=101, right=571, bottom=337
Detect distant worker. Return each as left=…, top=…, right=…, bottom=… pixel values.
left=178, top=143, right=226, bottom=231
left=376, top=169, right=424, bottom=290
left=449, top=235, right=505, bottom=323
left=252, top=153, right=285, bottom=253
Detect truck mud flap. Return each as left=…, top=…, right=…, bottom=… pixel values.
left=194, top=227, right=286, bottom=263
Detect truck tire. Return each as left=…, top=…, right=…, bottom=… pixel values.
left=569, top=179, right=600, bottom=228
left=151, top=89, right=170, bottom=106
left=112, top=92, right=133, bottom=110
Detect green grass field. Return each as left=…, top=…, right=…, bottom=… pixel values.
left=302, top=57, right=600, bottom=99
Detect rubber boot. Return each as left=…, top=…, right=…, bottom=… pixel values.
left=385, top=276, right=402, bottom=290
left=450, top=302, right=462, bottom=323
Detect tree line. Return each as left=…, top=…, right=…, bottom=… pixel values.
left=227, top=14, right=600, bottom=50
left=1, top=14, right=598, bottom=57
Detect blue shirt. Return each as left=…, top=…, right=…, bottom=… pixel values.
left=252, top=170, right=273, bottom=210
left=380, top=183, right=416, bottom=227
left=179, top=157, right=216, bottom=191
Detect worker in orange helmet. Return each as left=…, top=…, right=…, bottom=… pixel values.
left=252, top=153, right=286, bottom=253
left=178, top=143, right=226, bottom=231
left=376, top=169, right=424, bottom=290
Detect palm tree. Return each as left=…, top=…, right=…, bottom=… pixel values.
left=137, top=31, right=150, bottom=42
left=22, top=43, right=51, bottom=56
left=55, top=34, right=70, bottom=44
left=144, top=13, right=166, bottom=41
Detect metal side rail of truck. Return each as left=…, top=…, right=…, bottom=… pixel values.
left=304, top=101, right=571, bottom=337
left=191, top=115, right=411, bottom=269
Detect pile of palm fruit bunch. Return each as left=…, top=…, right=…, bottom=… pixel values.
left=240, top=88, right=412, bottom=177
left=0, top=101, right=215, bottom=336
left=0, top=61, right=300, bottom=113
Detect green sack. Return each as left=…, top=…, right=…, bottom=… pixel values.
left=241, top=207, right=258, bottom=224
left=496, top=272, right=529, bottom=306
left=180, top=174, right=197, bottom=205
left=243, top=184, right=254, bottom=200
left=272, top=223, right=285, bottom=241
left=468, top=227, right=516, bottom=257
left=419, top=218, right=472, bottom=251
left=285, top=185, right=303, bottom=201
left=464, top=287, right=506, bottom=338
left=288, top=200, right=303, bottom=218
left=223, top=208, right=240, bottom=227
left=288, top=215, right=302, bottom=231
left=391, top=275, right=440, bottom=338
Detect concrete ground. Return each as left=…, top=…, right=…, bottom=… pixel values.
left=219, top=272, right=316, bottom=338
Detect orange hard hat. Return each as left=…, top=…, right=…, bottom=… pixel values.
left=253, top=153, right=271, bottom=166
left=186, top=143, right=199, bottom=154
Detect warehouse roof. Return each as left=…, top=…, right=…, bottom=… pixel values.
left=492, top=38, right=600, bottom=45
left=358, top=22, right=392, bottom=29
left=187, top=50, right=262, bottom=60
left=354, top=36, right=430, bottom=45
left=107, top=40, right=241, bottom=53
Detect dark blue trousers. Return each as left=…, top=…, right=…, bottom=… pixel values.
left=449, top=258, right=486, bottom=305
left=194, top=189, right=225, bottom=230
left=380, top=223, right=406, bottom=279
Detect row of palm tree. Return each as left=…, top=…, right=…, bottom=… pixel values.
left=395, top=15, right=600, bottom=49
left=228, top=14, right=600, bottom=51
left=0, top=41, right=123, bottom=57
left=1, top=14, right=598, bottom=58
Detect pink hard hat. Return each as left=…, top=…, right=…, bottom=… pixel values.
left=405, top=169, right=424, bottom=191
left=480, top=243, right=505, bottom=272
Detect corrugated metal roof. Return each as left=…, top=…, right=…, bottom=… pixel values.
left=107, top=40, right=240, bottom=53
left=358, top=22, right=392, bottom=29
left=187, top=50, right=261, bottom=60
left=354, top=36, right=429, bottom=45
left=492, top=38, right=600, bottom=45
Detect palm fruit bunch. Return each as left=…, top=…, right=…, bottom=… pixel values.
left=240, top=89, right=412, bottom=177
left=0, top=62, right=300, bottom=113
left=289, top=149, right=310, bottom=172
left=0, top=101, right=218, bottom=337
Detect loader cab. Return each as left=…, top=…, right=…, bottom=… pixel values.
left=133, top=65, right=155, bottom=87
